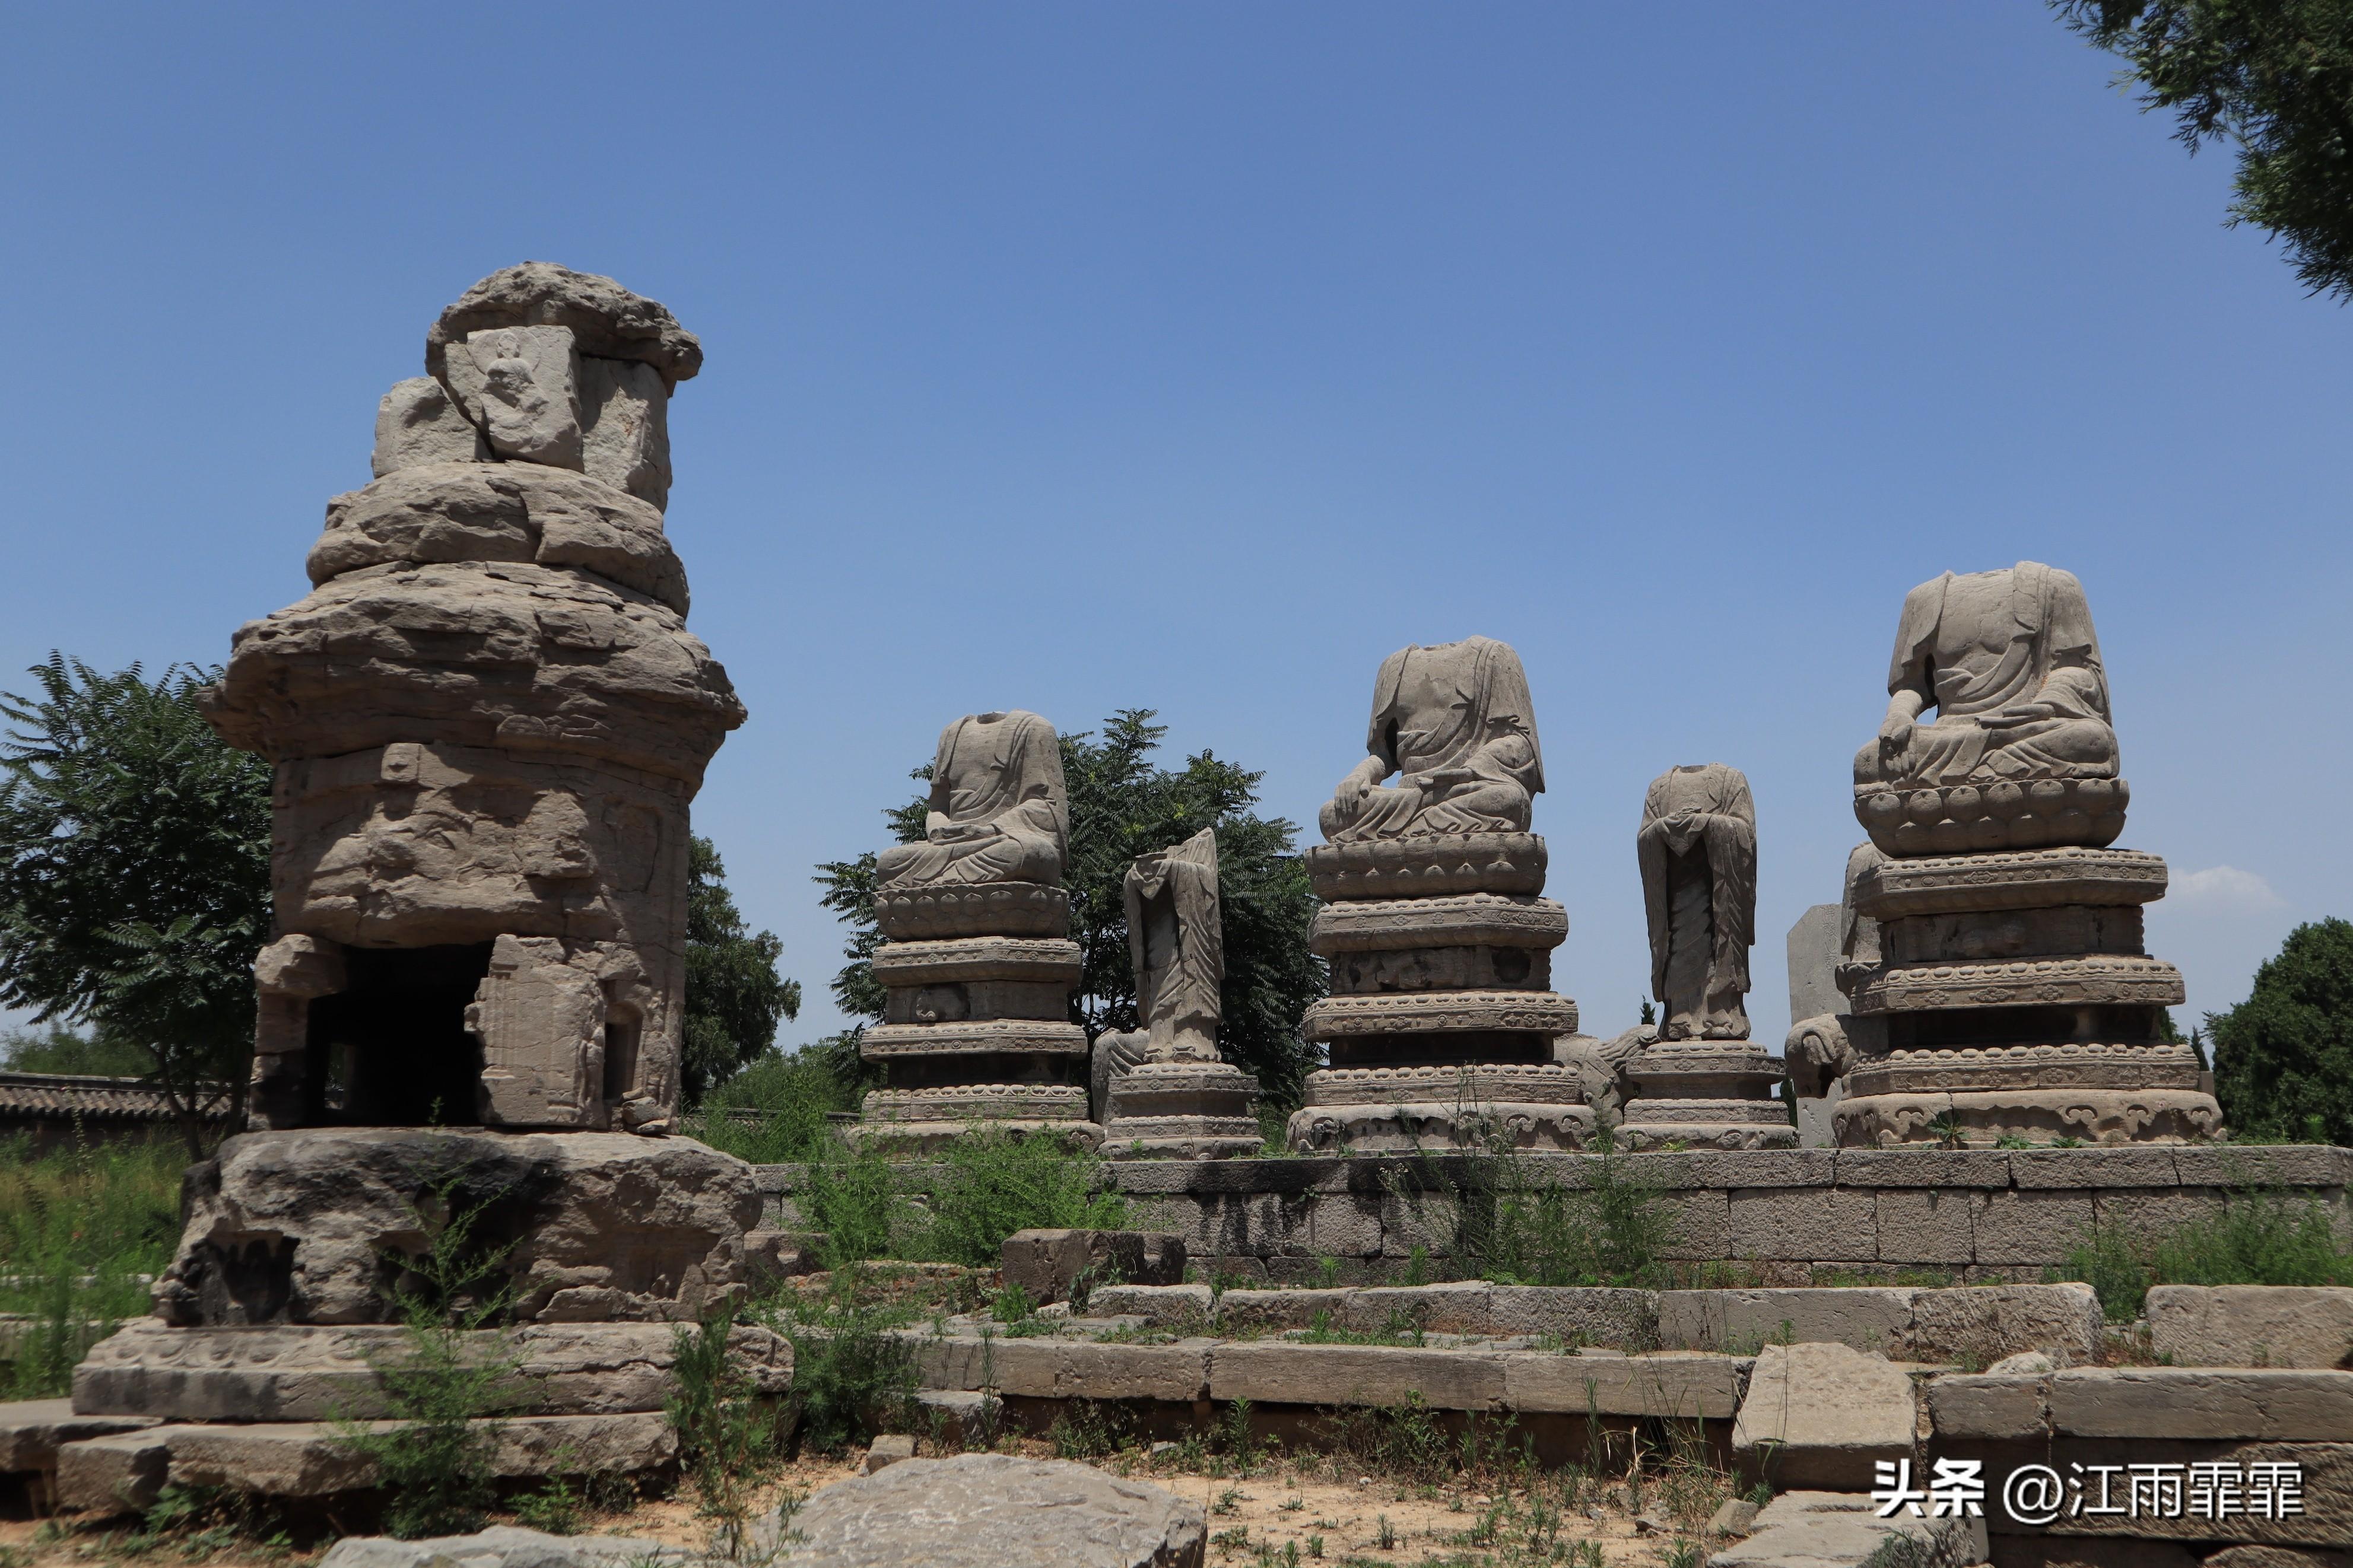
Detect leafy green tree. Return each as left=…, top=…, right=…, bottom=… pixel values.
left=0, top=657, right=271, bottom=1153
left=2208, top=917, right=2353, bottom=1144
left=0, top=1023, right=154, bottom=1077
left=815, top=710, right=1325, bottom=1107
left=2056, top=0, right=2353, bottom=299
left=681, top=836, right=800, bottom=1105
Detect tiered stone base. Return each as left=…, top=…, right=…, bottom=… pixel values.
left=1292, top=834, right=1589, bottom=1153
left=1287, top=1064, right=1595, bottom=1152
left=1838, top=844, right=2221, bottom=1146
left=1616, top=1041, right=1795, bottom=1150
left=1101, top=1060, right=1262, bottom=1159
left=858, top=890, right=1098, bottom=1149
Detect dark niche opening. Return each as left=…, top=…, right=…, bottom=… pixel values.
left=305, top=942, right=496, bottom=1125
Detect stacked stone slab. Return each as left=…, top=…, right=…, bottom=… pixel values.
left=859, top=711, right=1096, bottom=1146
left=1617, top=764, right=1793, bottom=1150
left=1288, top=638, right=1588, bottom=1152
left=1836, top=562, right=2219, bottom=1146
left=1097, top=829, right=1263, bottom=1157
left=50, top=267, right=786, bottom=1513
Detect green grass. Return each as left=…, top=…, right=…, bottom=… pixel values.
left=685, top=1049, right=862, bottom=1165
left=0, top=1135, right=183, bottom=1397
left=2055, top=1188, right=2353, bottom=1321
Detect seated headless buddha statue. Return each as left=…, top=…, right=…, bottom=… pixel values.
left=1319, top=637, right=1544, bottom=844
left=876, top=710, right=1069, bottom=889
left=1855, top=562, right=2120, bottom=791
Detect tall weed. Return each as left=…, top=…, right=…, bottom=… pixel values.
left=2057, top=1188, right=2353, bottom=1321
left=0, top=1136, right=182, bottom=1397
left=768, top=1267, right=918, bottom=1456
left=914, top=1125, right=1126, bottom=1268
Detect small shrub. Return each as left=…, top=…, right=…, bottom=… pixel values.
left=802, top=1133, right=908, bottom=1270
left=333, top=1165, right=523, bottom=1540
left=2057, top=1188, right=2353, bottom=1321
left=667, top=1312, right=783, bottom=1543
left=914, top=1125, right=1126, bottom=1268
left=770, top=1267, right=919, bottom=1455
left=0, top=1136, right=183, bottom=1398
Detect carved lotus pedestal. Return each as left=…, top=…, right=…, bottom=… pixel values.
left=1831, top=845, right=2221, bottom=1146
left=1289, top=834, right=1591, bottom=1152
left=856, top=890, right=1100, bottom=1150
left=1099, top=1060, right=1263, bottom=1159
left=1616, top=1040, right=1795, bottom=1151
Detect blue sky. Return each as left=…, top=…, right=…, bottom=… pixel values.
left=2, top=4, right=2344, bottom=1054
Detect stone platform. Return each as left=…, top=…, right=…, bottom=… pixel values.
left=757, top=1145, right=2352, bottom=1283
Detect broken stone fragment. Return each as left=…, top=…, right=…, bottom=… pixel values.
left=580, top=356, right=672, bottom=508
left=441, top=325, right=584, bottom=470
left=371, top=378, right=486, bottom=476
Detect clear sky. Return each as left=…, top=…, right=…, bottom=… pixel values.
left=2, top=5, right=2344, bottom=1057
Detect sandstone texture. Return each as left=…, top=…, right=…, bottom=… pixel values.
left=1705, top=1490, right=1986, bottom=1568
left=323, top=1527, right=688, bottom=1568
left=2148, top=1285, right=2353, bottom=1370
left=0, top=1399, right=157, bottom=1472
left=205, top=263, right=736, bottom=1135
left=771, top=1454, right=1205, bottom=1567
left=1730, top=1342, right=1917, bottom=1490
left=150, top=1128, right=760, bottom=1327
left=999, top=1229, right=1186, bottom=1306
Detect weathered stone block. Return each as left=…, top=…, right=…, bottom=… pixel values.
left=1730, top=1343, right=1917, bottom=1490
left=1653, top=1150, right=1837, bottom=1190
left=1728, top=1187, right=1878, bottom=1262
left=1838, top=1149, right=2012, bottom=1188
left=1707, top=1490, right=1985, bottom=1568
left=1660, top=1289, right=1916, bottom=1356
left=443, top=325, right=584, bottom=469
left=371, top=378, right=485, bottom=477
left=2009, top=1145, right=2180, bottom=1189
left=2044, top=1368, right=2353, bottom=1440
left=1909, top=1283, right=2101, bottom=1367
left=1344, top=1283, right=1493, bottom=1335
left=2174, top=1146, right=2353, bottom=1189
left=770, top=1454, right=1205, bottom=1568
left=1925, top=1371, right=2046, bottom=1440
left=1969, top=1188, right=2093, bottom=1265
left=1206, top=1343, right=1504, bottom=1410
left=579, top=357, right=671, bottom=509
left=1086, top=1284, right=1213, bottom=1331
left=1498, top=1350, right=1747, bottom=1418
left=322, top=1527, right=688, bottom=1568
left=0, top=1398, right=158, bottom=1474
left=999, top=1230, right=1186, bottom=1306
left=1484, top=1287, right=1658, bottom=1346
left=2147, top=1285, right=2353, bottom=1370
left=1212, top=1288, right=1345, bottom=1334
left=1653, top=1187, right=1731, bottom=1260
left=55, top=1429, right=170, bottom=1513
left=1875, top=1188, right=1976, bottom=1264
left=914, top=1336, right=1210, bottom=1402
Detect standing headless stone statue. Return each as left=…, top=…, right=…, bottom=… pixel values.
left=1617, top=766, right=1792, bottom=1150
left=1291, top=637, right=1589, bottom=1152
left=1832, top=564, right=2218, bottom=1145
left=859, top=712, right=1095, bottom=1146
left=1096, top=829, right=1262, bottom=1157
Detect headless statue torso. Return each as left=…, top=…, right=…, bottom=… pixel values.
left=875, top=710, right=1069, bottom=889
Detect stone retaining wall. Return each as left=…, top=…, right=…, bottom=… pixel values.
left=753, top=1144, right=2352, bottom=1283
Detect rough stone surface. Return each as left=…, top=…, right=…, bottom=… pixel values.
left=74, top=1318, right=789, bottom=1420
left=322, top=1528, right=688, bottom=1568
left=1730, top=1343, right=1917, bottom=1490
left=0, top=1399, right=158, bottom=1472
left=772, top=1454, right=1205, bottom=1567
left=2148, top=1285, right=2353, bottom=1370
left=999, top=1230, right=1186, bottom=1306
left=1207, top=1342, right=1506, bottom=1409
left=372, top=378, right=487, bottom=476
left=1706, top=1490, right=1985, bottom=1568
left=1088, top=1283, right=1214, bottom=1330
left=859, top=1433, right=916, bottom=1475
left=427, top=262, right=703, bottom=387
left=204, top=265, right=733, bottom=1134
left=151, top=1128, right=761, bottom=1327
left=1634, top=762, right=1760, bottom=1044
left=579, top=356, right=672, bottom=508
left=62, top=1414, right=671, bottom=1513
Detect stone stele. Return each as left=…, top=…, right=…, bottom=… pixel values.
left=1097, top=828, right=1263, bottom=1158
left=858, top=711, right=1097, bottom=1146
left=1618, top=764, right=1792, bottom=1151
left=201, top=262, right=738, bottom=1137
left=1831, top=563, right=2219, bottom=1146
left=1290, top=637, right=1590, bottom=1152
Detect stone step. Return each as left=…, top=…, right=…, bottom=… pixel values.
left=1929, top=1366, right=2353, bottom=1442
left=0, top=1398, right=158, bottom=1475
left=71, top=1318, right=790, bottom=1423
left=56, top=1411, right=675, bottom=1515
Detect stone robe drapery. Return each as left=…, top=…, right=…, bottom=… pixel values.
left=1637, top=764, right=1756, bottom=1041
left=1319, top=636, right=1545, bottom=842
left=1861, top=562, right=2119, bottom=788
left=1124, top=827, right=1224, bottom=1062
left=875, top=710, right=1069, bottom=889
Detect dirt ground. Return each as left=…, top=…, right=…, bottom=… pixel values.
left=0, top=1435, right=1729, bottom=1567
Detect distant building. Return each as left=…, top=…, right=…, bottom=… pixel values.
left=0, top=1072, right=231, bottom=1152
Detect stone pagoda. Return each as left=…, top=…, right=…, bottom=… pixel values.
left=58, top=266, right=780, bottom=1508
left=859, top=711, right=1097, bottom=1146
left=1096, top=828, right=1264, bottom=1157
left=1288, top=637, right=1588, bottom=1152
left=1617, top=764, right=1793, bottom=1149
left=1834, top=561, right=2220, bottom=1145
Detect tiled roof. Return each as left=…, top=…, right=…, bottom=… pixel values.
left=0, top=1072, right=231, bottom=1122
